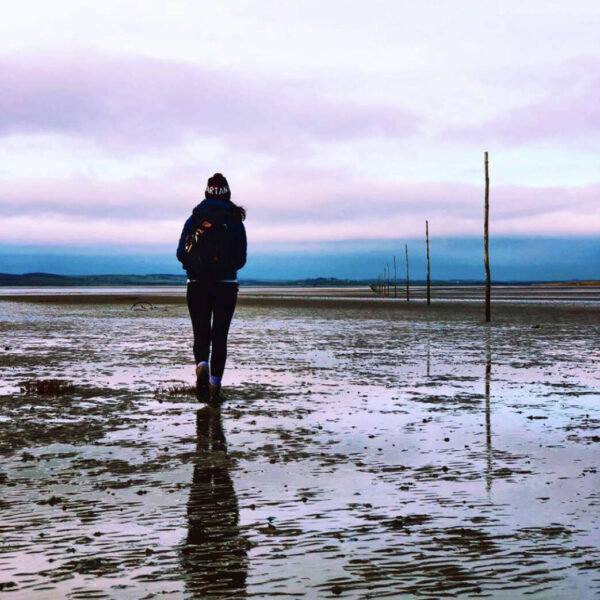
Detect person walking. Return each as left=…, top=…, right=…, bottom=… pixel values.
left=176, top=173, right=247, bottom=404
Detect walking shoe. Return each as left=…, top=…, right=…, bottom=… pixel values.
left=195, top=364, right=209, bottom=401
left=208, top=383, right=227, bottom=406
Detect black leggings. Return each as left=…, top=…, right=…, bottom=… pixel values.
left=186, top=282, right=238, bottom=378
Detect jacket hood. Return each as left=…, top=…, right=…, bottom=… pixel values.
left=192, top=198, right=239, bottom=221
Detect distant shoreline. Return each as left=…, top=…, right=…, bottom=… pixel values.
left=0, top=273, right=598, bottom=287
left=537, top=280, right=600, bottom=286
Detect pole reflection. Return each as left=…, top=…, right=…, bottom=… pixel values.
left=485, top=328, right=492, bottom=495
left=426, top=322, right=431, bottom=378
left=180, top=406, right=247, bottom=599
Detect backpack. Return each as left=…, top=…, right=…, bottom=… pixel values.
left=184, top=211, right=235, bottom=277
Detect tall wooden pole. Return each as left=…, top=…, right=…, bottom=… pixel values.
left=393, top=256, right=397, bottom=298
left=484, top=151, right=491, bottom=322
left=405, top=243, right=410, bottom=302
left=426, top=220, right=431, bottom=306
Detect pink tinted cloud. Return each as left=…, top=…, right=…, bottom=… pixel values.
left=0, top=52, right=419, bottom=153
left=0, top=168, right=598, bottom=243
left=243, top=166, right=600, bottom=225
left=0, top=176, right=199, bottom=220
left=444, top=58, right=600, bottom=146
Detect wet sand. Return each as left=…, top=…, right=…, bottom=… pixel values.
left=0, top=290, right=599, bottom=599
left=2, top=283, right=600, bottom=304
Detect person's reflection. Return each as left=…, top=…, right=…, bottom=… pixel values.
left=485, top=328, right=492, bottom=494
left=180, top=406, right=247, bottom=598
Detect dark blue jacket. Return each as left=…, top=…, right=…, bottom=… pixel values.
left=176, top=198, right=247, bottom=281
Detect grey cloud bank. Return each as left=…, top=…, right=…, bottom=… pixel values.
left=5, top=50, right=598, bottom=155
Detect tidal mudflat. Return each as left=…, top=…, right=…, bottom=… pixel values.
left=0, top=290, right=599, bottom=599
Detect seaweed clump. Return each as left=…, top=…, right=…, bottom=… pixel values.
left=20, top=379, right=75, bottom=395
left=158, top=384, right=195, bottom=396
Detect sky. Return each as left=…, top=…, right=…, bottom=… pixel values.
left=0, top=1, right=599, bottom=280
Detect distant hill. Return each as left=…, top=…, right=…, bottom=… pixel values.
left=0, top=273, right=187, bottom=286
left=1, top=273, right=595, bottom=287
left=0, top=273, right=379, bottom=287
left=0, top=273, right=395, bottom=287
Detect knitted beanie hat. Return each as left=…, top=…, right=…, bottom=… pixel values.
left=205, top=173, right=231, bottom=200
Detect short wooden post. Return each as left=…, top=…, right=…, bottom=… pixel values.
left=484, top=151, right=491, bottom=322
left=386, top=265, right=390, bottom=297
left=426, top=220, right=431, bottom=306
left=393, top=256, right=397, bottom=298
left=387, top=264, right=390, bottom=297
left=405, top=243, right=410, bottom=302
left=383, top=265, right=388, bottom=298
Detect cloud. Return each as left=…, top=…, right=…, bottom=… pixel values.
left=444, top=58, right=600, bottom=146
left=0, top=167, right=598, bottom=245
left=0, top=52, right=419, bottom=154
left=0, top=175, right=198, bottom=220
